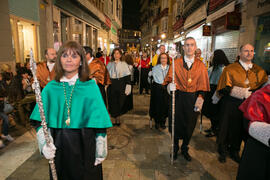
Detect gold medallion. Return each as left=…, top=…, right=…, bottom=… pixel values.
left=188, top=78, right=192, bottom=83
left=66, top=117, right=70, bottom=126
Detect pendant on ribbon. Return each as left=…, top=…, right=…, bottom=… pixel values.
left=66, top=117, right=70, bottom=126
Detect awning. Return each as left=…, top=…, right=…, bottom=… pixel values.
left=206, top=1, right=235, bottom=23
left=184, top=3, right=207, bottom=30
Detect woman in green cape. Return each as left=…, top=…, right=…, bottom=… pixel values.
left=30, top=41, right=112, bottom=180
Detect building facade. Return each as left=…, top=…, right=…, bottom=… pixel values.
left=119, top=29, right=141, bottom=53
left=140, top=0, right=270, bottom=73
left=0, top=0, right=122, bottom=70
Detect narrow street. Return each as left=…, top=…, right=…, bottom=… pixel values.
left=1, top=88, right=239, bottom=180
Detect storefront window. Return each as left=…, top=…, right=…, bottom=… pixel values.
left=17, top=21, right=36, bottom=63
left=72, top=19, right=83, bottom=44
left=214, top=30, right=239, bottom=63
left=61, top=13, right=70, bottom=44
left=187, top=25, right=212, bottom=62
left=255, top=14, right=270, bottom=74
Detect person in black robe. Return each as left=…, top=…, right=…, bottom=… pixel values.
left=149, top=53, right=170, bottom=130
left=30, top=41, right=112, bottom=180
left=237, top=84, right=270, bottom=180
left=216, top=44, right=268, bottom=163
left=163, top=37, right=210, bottom=161
left=107, top=48, right=132, bottom=126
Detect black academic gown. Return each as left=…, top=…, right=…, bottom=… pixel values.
left=149, top=82, right=168, bottom=126
left=107, top=75, right=131, bottom=118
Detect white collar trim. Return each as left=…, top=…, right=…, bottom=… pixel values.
left=60, top=73, right=79, bottom=85
left=239, top=60, right=253, bottom=71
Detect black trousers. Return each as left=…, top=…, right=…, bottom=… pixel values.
left=169, top=91, right=199, bottom=153
left=217, top=95, right=245, bottom=153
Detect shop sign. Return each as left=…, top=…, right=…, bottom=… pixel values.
left=105, top=15, right=111, bottom=28
left=208, top=0, right=228, bottom=13
left=226, top=12, right=241, bottom=30
left=257, top=0, right=270, bottom=8
left=203, top=25, right=211, bottom=36
left=111, top=27, right=117, bottom=35
left=173, top=18, right=185, bottom=32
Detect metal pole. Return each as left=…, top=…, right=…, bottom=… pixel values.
left=168, top=45, right=177, bottom=165
left=149, top=44, right=153, bottom=129
left=30, top=49, right=58, bottom=180
left=171, top=55, right=175, bottom=165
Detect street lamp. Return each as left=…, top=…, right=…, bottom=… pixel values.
left=161, top=33, right=166, bottom=40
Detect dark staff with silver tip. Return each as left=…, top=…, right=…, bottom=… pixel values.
left=29, top=49, right=58, bottom=180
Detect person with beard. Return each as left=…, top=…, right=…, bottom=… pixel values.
left=84, top=46, right=111, bottom=105
left=163, top=37, right=210, bottom=161
left=216, top=44, right=268, bottom=163
left=36, top=48, right=57, bottom=89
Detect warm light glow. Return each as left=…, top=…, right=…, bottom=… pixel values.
left=161, top=33, right=166, bottom=39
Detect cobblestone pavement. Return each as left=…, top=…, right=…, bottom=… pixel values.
left=3, top=90, right=239, bottom=180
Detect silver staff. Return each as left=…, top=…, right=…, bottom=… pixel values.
left=169, top=46, right=177, bottom=165
left=30, top=49, right=58, bottom=180
left=149, top=43, right=153, bottom=129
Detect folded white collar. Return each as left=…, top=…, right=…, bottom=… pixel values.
left=60, top=73, right=78, bottom=85
left=239, top=60, right=253, bottom=71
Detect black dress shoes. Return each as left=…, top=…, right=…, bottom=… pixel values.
left=230, top=151, right=241, bottom=163
left=218, top=154, right=226, bottom=163
left=181, top=151, right=192, bottom=161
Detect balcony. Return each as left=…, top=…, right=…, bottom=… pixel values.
left=153, top=8, right=168, bottom=24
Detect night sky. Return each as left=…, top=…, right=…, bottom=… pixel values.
left=122, top=0, right=141, bottom=30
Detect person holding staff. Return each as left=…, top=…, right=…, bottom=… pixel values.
left=30, top=41, right=112, bottom=180
left=163, top=37, right=210, bottom=161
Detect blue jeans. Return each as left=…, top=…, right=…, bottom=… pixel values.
left=0, top=112, right=9, bottom=136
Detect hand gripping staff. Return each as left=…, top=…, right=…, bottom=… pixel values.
left=30, top=49, right=58, bottom=180
left=168, top=46, right=177, bottom=165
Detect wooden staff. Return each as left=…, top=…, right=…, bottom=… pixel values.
left=30, top=49, right=58, bottom=180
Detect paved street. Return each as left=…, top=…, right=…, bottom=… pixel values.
left=1, top=89, right=239, bottom=180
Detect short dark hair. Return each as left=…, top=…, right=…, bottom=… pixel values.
left=185, top=37, right=196, bottom=43
left=157, top=53, right=170, bottom=65
left=45, top=49, right=48, bottom=55
left=98, top=47, right=101, bottom=51
left=55, top=41, right=89, bottom=82
left=83, top=46, right=93, bottom=57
